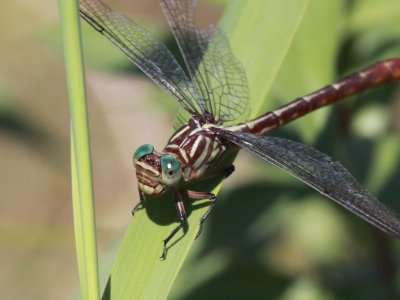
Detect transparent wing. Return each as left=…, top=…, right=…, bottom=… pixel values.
left=220, top=130, right=400, bottom=238
left=160, top=0, right=249, bottom=124
left=80, top=0, right=206, bottom=115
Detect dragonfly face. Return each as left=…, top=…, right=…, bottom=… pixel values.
left=133, top=144, right=183, bottom=196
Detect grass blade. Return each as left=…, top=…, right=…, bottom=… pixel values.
left=59, top=0, right=100, bottom=298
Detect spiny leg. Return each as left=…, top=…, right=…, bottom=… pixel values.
left=185, top=190, right=216, bottom=239
left=185, top=164, right=235, bottom=239
left=162, top=166, right=234, bottom=258
left=161, top=189, right=187, bottom=260
left=131, top=189, right=145, bottom=216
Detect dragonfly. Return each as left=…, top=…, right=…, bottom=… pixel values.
left=80, top=0, right=400, bottom=259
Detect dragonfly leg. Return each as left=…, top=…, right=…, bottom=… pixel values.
left=184, top=190, right=217, bottom=239
left=131, top=189, right=145, bottom=216
left=161, top=190, right=187, bottom=260
left=181, top=165, right=234, bottom=239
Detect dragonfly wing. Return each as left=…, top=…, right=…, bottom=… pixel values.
left=80, top=0, right=206, bottom=115
left=220, top=129, right=400, bottom=238
left=160, top=0, right=249, bottom=124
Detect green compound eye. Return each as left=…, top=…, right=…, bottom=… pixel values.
left=134, top=144, right=154, bottom=159
left=160, top=155, right=182, bottom=186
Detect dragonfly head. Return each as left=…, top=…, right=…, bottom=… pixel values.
left=133, top=144, right=182, bottom=196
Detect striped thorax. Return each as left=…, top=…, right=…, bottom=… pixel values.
left=133, top=117, right=228, bottom=196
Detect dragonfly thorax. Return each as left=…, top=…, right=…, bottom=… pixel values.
left=133, top=119, right=229, bottom=196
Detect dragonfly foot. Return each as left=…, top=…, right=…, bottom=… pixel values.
left=160, top=240, right=168, bottom=260
left=131, top=202, right=143, bottom=216
left=195, top=223, right=204, bottom=239
left=132, top=190, right=146, bottom=216
left=160, top=219, right=185, bottom=260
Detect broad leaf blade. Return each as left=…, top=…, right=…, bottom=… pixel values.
left=102, top=1, right=310, bottom=299
left=266, top=0, right=345, bottom=142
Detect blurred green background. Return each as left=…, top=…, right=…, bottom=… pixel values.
left=1, top=0, right=400, bottom=299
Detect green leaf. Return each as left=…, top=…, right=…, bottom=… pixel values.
left=266, top=0, right=345, bottom=142
left=102, top=0, right=310, bottom=299
left=221, top=0, right=310, bottom=117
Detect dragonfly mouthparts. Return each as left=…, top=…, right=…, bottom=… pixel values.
left=134, top=150, right=165, bottom=196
